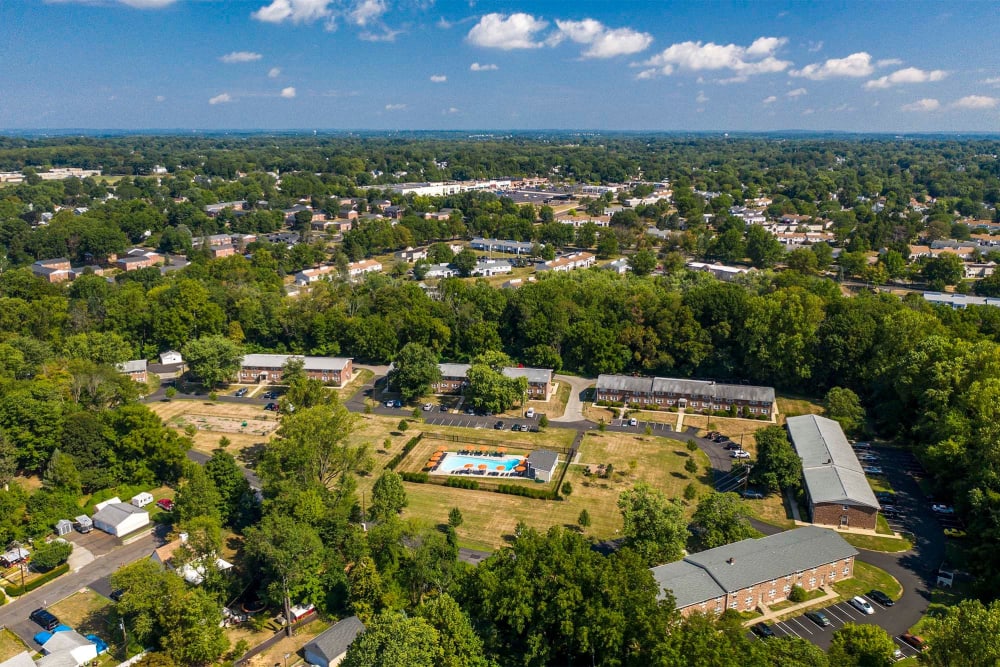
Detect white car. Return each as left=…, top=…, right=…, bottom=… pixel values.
left=849, top=596, right=875, bottom=615
left=422, top=403, right=433, bottom=411
left=628, top=418, right=638, bottom=427
left=932, top=504, right=955, bottom=515
left=526, top=408, right=535, bottom=418
left=730, top=450, right=751, bottom=459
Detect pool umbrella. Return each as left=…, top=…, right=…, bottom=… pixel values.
left=478, top=464, right=488, bottom=470
left=515, top=465, right=526, bottom=472
left=464, top=463, right=474, bottom=469
left=496, top=465, right=505, bottom=471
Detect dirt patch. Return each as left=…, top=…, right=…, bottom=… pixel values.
left=149, top=400, right=280, bottom=456
left=48, top=588, right=115, bottom=637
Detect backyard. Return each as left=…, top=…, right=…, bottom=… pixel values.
left=48, top=589, right=117, bottom=641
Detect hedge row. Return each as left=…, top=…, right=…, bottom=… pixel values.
left=400, top=472, right=429, bottom=483
left=2, top=563, right=70, bottom=597
left=445, top=477, right=479, bottom=490
left=385, top=435, right=423, bottom=470
left=496, top=484, right=558, bottom=500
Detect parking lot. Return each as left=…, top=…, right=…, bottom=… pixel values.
left=751, top=593, right=924, bottom=658
left=606, top=418, right=674, bottom=434
left=423, top=415, right=538, bottom=432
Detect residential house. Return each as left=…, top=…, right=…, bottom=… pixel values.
left=908, top=245, right=975, bottom=261
left=32, top=258, right=73, bottom=283
left=471, top=259, right=513, bottom=276
left=0, top=652, right=34, bottom=667
left=239, top=354, right=353, bottom=387
left=204, top=201, right=248, bottom=217
left=604, top=258, right=630, bottom=274
left=210, top=244, right=236, bottom=259
left=150, top=533, right=233, bottom=586
left=470, top=238, right=535, bottom=255
left=422, top=263, right=457, bottom=279
left=965, top=262, right=996, bottom=279
left=787, top=415, right=880, bottom=530
left=395, top=247, right=428, bottom=263
left=651, top=526, right=858, bottom=615
left=423, top=208, right=454, bottom=221
left=596, top=375, right=776, bottom=418
left=924, top=292, right=1000, bottom=309
left=302, top=616, right=366, bottom=667
left=116, top=360, right=148, bottom=383
left=347, top=259, right=382, bottom=279
left=37, top=631, right=98, bottom=667
left=159, top=350, right=183, bottom=365
left=115, top=249, right=162, bottom=272
left=526, top=450, right=560, bottom=483
left=536, top=251, right=596, bottom=273
left=556, top=214, right=611, bottom=228
left=92, top=498, right=149, bottom=537
left=686, top=262, right=753, bottom=282
left=294, top=265, right=338, bottom=286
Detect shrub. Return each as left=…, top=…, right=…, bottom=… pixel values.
left=208, top=391, right=218, bottom=401
left=400, top=472, right=428, bottom=483
left=2, top=563, right=69, bottom=596
left=496, top=484, right=554, bottom=500
left=561, top=482, right=572, bottom=497
left=164, top=386, right=177, bottom=399
left=686, top=439, right=698, bottom=452
left=445, top=477, right=479, bottom=490
left=578, top=509, right=591, bottom=528
left=683, top=482, right=698, bottom=501
left=538, top=414, right=549, bottom=428
left=788, top=585, right=807, bottom=603
left=398, top=419, right=409, bottom=432
left=30, top=540, right=73, bottom=572
left=684, top=458, right=698, bottom=474
left=385, top=435, right=423, bottom=470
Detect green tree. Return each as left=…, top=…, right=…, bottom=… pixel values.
left=577, top=509, right=591, bottom=529
left=448, top=507, right=463, bottom=528
left=749, top=426, right=802, bottom=493
left=596, top=231, right=619, bottom=259
left=746, top=225, right=784, bottom=268
left=786, top=247, right=819, bottom=274
left=827, top=623, right=897, bottom=667
left=203, top=449, right=254, bottom=527
left=388, top=342, right=441, bottom=403
left=181, top=335, right=242, bottom=389
left=43, top=449, right=82, bottom=496
left=628, top=249, right=658, bottom=276
left=453, top=248, right=478, bottom=278
left=0, top=430, right=15, bottom=487
left=348, top=555, right=385, bottom=621
left=174, top=462, right=222, bottom=523
left=617, top=482, right=687, bottom=565
left=762, top=636, right=829, bottom=666
left=465, top=363, right=526, bottom=415
left=342, top=611, right=441, bottom=667
left=825, top=387, right=866, bottom=435
left=921, top=599, right=1000, bottom=667
left=415, top=594, right=489, bottom=667
left=684, top=457, right=698, bottom=475
left=370, top=471, right=408, bottom=521
left=683, top=482, right=698, bottom=501
left=691, top=491, right=762, bottom=549
left=29, top=539, right=73, bottom=571
left=922, top=253, right=965, bottom=291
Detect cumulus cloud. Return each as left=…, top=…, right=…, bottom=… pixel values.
left=268, top=67, right=282, bottom=78
left=982, top=77, right=1000, bottom=86
left=209, top=93, right=233, bottom=105
left=791, top=52, right=874, bottom=80
left=877, top=58, right=904, bottom=68
left=280, top=86, right=296, bottom=98
left=385, top=103, right=406, bottom=110
left=638, top=36, right=790, bottom=78
left=220, top=51, right=263, bottom=64
left=864, top=67, right=947, bottom=90
left=901, top=98, right=940, bottom=112
left=154, top=95, right=166, bottom=102
left=952, top=95, right=999, bottom=110
left=348, top=0, right=386, bottom=26
left=696, top=91, right=708, bottom=103
left=786, top=87, right=807, bottom=98
left=470, top=62, right=498, bottom=71
left=552, top=19, right=652, bottom=58
left=430, top=74, right=447, bottom=83
left=807, top=40, right=823, bottom=53
left=762, top=95, right=777, bottom=104
left=252, top=0, right=334, bottom=26
left=466, top=12, right=548, bottom=50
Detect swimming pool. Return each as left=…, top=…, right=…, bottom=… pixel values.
left=436, top=453, right=524, bottom=474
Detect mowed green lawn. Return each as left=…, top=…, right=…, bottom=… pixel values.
left=400, top=429, right=714, bottom=551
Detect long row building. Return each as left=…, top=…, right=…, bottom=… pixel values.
left=595, top=375, right=776, bottom=418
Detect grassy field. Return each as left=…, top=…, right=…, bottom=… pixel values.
left=49, top=588, right=116, bottom=638
left=399, top=429, right=714, bottom=551
left=831, top=560, right=903, bottom=600
left=0, top=628, right=28, bottom=661
left=149, top=399, right=280, bottom=455
left=776, top=396, right=825, bottom=420
left=842, top=532, right=912, bottom=553
left=750, top=494, right=797, bottom=529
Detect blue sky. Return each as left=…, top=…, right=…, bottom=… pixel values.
left=2, top=0, right=999, bottom=131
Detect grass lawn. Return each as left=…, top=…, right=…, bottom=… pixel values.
left=868, top=476, right=894, bottom=494
left=48, top=588, right=116, bottom=638
left=842, top=532, right=912, bottom=553
left=875, top=513, right=894, bottom=535
left=149, top=399, right=279, bottom=456
left=776, top=396, right=825, bottom=420
left=831, top=561, right=902, bottom=601
left=582, top=403, right=617, bottom=424
left=337, top=368, right=374, bottom=400
left=400, top=430, right=715, bottom=551
left=768, top=587, right=826, bottom=612
left=750, top=493, right=797, bottom=529
left=0, top=628, right=28, bottom=661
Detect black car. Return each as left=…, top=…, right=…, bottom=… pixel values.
left=264, top=402, right=278, bottom=411
left=751, top=622, right=776, bottom=638
left=511, top=424, right=522, bottom=432
left=867, top=590, right=894, bottom=607
left=875, top=492, right=896, bottom=503
left=110, top=588, right=126, bottom=602
left=805, top=610, right=831, bottom=627
left=262, top=391, right=278, bottom=399
left=724, top=442, right=741, bottom=450
left=30, top=608, right=60, bottom=631
left=494, top=421, right=505, bottom=430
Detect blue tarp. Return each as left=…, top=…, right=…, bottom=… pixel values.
left=33, top=624, right=72, bottom=645
left=85, top=634, right=108, bottom=654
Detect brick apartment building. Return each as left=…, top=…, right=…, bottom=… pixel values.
left=596, top=375, right=776, bottom=418
left=239, top=354, right=353, bottom=387
left=431, top=363, right=553, bottom=400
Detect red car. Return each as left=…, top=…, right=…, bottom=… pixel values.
left=900, top=633, right=927, bottom=651
left=156, top=498, right=175, bottom=512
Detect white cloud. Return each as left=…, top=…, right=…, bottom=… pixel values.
left=444, top=107, right=460, bottom=114
left=359, top=28, right=402, bottom=41
left=786, top=87, right=807, bottom=98
left=209, top=93, right=233, bottom=105
left=430, top=74, right=447, bottom=83
left=466, top=12, right=548, bottom=50
left=791, top=52, right=873, bottom=80
left=280, top=86, right=296, bottom=98
left=385, top=103, right=406, bottom=110
left=154, top=95, right=166, bottom=102
left=901, top=98, right=940, bottom=112
left=696, top=90, right=708, bottom=103
left=952, top=95, right=999, bottom=110
left=220, top=51, right=263, bottom=64
left=982, top=77, right=1000, bottom=86
left=252, top=0, right=334, bottom=26
left=762, top=95, right=777, bottom=104
left=864, top=67, right=947, bottom=90
left=470, top=62, right=498, bottom=71
left=117, top=0, right=176, bottom=7
left=877, top=58, right=904, bottom=68
left=635, top=68, right=658, bottom=80
left=638, top=36, right=790, bottom=78
left=348, top=0, right=386, bottom=26
left=268, top=67, right=282, bottom=78
left=552, top=19, right=652, bottom=58
left=807, top=40, right=823, bottom=53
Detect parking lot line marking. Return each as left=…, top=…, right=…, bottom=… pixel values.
left=836, top=603, right=860, bottom=620
left=788, top=617, right=813, bottom=635
left=778, top=622, right=802, bottom=638
left=823, top=605, right=851, bottom=623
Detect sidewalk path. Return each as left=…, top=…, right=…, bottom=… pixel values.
left=746, top=588, right=840, bottom=626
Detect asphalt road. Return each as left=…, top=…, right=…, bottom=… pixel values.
left=0, top=527, right=167, bottom=647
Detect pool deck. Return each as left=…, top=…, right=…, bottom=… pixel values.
left=428, top=451, right=529, bottom=478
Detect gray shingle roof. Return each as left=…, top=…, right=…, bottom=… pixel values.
left=92, top=502, right=146, bottom=526
left=438, top=363, right=471, bottom=379
left=241, top=354, right=351, bottom=372
left=503, top=367, right=552, bottom=385
left=787, top=415, right=879, bottom=509
left=651, top=527, right=858, bottom=607
left=527, top=449, right=559, bottom=473
left=598, top=375, right=775, bottom=403
left=303, top=616, right=365, bottom=662
left=117, top=359, right=147, bottom=374
left=597, top=374, right=653, bottom=393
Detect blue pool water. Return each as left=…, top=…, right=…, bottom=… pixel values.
left=437, top=453, right=523, bottom=474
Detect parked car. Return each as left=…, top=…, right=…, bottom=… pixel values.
left=932, top=504, right=955, bottom=515
left=109, top=589, right=125, bottom=602
left=262, top=391, right=278, bottom=399
left=234, top=388, right=248, bottom=397
left=264, top=402, right=278, bottom=411
left=29, top=608, right=60, bottom=631
left=857, top=453, right=879, bottom=462
left=494, top=421, right=505, bottom=430
left=724, top=442, right=741, bottom=450
left=511, top=424, right=522, bottom=432
left=852, top=441, right=872, bottom=450
left=422, top=403, right=433, bottom=411
left=849, top=596, right=875, bottom=615
left=628, top=417, right=638, bottom=427
left=465, top=408, right=475, bottom=415
left=892, top=647, right=904, bottom=661
left=751, top=622, right=776, bottom=639
left=731, top=450, right=751, bottom=459
left=526, top=408, right=535, bottom=418
left=439, top=404, right=449, bottom=412
left=899, top=633, right=927, bottom=651
left=862, top=466, right=884, bottom=475
left=805, top=610, right=831, bottom=627
left=706, top=431, right=721, bottom=439
left=867, top=590, right=894, bottom=607
left=156, top=498, right=174, bottom=512
left=875, top=492, right=896, bottom=503
left=741, top=489, right=765, bottom=499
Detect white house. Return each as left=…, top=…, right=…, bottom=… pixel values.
left=471, top=260, right=513, bottom=277
left=151, top=533, right=234, bottom=586
left=302, top=616, right=365, bottom=667
left=92, top=498, right=149, bottom=537
left=159, top=350, right=183, bottom=365
left=422, top=263, right=457, bottom=279
left=536, top=252, right=596, bottom=273
left=347, top=259, right=382, bottom=278
left=38, top=631, right=98, bottom=667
